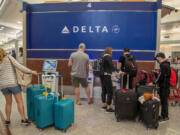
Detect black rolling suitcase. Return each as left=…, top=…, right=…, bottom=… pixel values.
left=140, top=98, right=160, bottom=129
left=114, top=74, right=137, bottom=121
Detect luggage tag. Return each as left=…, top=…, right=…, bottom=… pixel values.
left=121, top=88, right=126, bottom=93
left=61, top=97, right=67, bottom=100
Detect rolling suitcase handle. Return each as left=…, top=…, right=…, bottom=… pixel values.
left=37, top=73, right=46, bottom=91
left=42, top=75, right=53, bottom=99
left=42, top=75, right=63, bottom=101
left=120, top=73, right=130, bottom=90
left=56, top=75, right=64, bottom=101
left=37, top=73, right=64, bottom=101
left=126, top=74, right=129, bottom=90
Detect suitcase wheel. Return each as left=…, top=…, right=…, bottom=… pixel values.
left=155, top=123, right=159, bottom=129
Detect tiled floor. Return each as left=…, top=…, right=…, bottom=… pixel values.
left=0, top=92, right=180, bottom=135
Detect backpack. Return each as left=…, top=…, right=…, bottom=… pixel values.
left=170, top=68, right=177, bottom=87
left=93, top=57, right=104, bottom=76
left=124, top=55, right=138, bottom=77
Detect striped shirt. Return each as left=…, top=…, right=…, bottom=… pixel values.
left=0, top=55, right=33, bottom=89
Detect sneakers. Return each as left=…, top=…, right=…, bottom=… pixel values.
left=4, top=120, right=10, bottom=126
left=4, top=120, right=31, bottom=126
left=158, top=116, right=163, bottom=121
left=106, top=108, right=115, bottom=113
left=101, top=106, right=107, bottom=110
left=21, top=119, right=31, bottom=126
left=101, top=106, right=107, bottom=109
left=159, top=116, right=169, bottom=122
left=163, top=117, right=169, bottom=121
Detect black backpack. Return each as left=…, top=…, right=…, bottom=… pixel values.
left=124, top=55, right=138, bottom=77
left=93, top=57, right=104, bottom=76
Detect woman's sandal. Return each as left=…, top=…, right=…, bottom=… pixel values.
left=76, top=100, right=82, bottom=105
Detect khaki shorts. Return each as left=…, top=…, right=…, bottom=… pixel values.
left=71, top=77, right=88, bottom=88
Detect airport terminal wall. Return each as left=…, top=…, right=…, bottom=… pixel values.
left=23, top=1, right=161, bottom=87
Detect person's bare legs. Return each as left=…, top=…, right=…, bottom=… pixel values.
left=4, top=94, right=12, bottom=121
left=85, top=87, right=92, bottom=104
left=14, top=93, right=26, bottom=121
left=75, top=87, right=81, bottom=105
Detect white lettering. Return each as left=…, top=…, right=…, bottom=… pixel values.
left=89, top=26, right=94, bottom=33
left=95, top=26, right=101, bottom=33
left=61, top=25, right=112, bottom=34
left=102, top=26, right=108, bottom=33
left=81, top=26, right=86, bottom=33
left=73, top=26, right=79, bottom=33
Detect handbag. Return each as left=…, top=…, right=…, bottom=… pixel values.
left=15, top=69, right=32, bottom=87
left=8, top=56, right=32, bottom=86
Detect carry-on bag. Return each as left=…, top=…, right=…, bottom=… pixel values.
left=34, top=94, right=56, bottom=129
left=54, top=75, right=75, bottom=131
left=114, top=74, right=137, bottom=121
left=27, top=73, right=51, bottom=121
left=34, top=74, right=61, bottom=129
left=138, top=85, right=160, bottom=129
left=54, top=98, right=74, bottom=131
left=140, top=98, right=160, bottom=129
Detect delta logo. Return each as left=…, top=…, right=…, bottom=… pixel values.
left=61, top=25, right=120, bottom=34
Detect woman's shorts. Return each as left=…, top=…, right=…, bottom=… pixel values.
left=1, top=85, right=22, bottom=95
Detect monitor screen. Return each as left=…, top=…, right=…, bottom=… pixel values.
left=43, top=60, right=57, bottom=72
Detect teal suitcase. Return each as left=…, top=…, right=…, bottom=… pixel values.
left=26, top=85, right=50, bottom=121
left=34, top=94, right=57, bottom=129
left=54, top=99, right=74, bottom=131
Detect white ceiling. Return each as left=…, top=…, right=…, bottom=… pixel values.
left=163, top=0, right=180, bottom=9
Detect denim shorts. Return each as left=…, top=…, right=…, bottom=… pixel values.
left=1, top=85, right=22, bottom=95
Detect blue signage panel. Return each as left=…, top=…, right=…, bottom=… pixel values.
left=27, top=11, right=157, bottom=50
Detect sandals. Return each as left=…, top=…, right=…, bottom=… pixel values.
left=76, top=100, right=93, bottom=105
left=88, top=100, right=93, bottom=105
left=76, top=100, right=82, bottom=105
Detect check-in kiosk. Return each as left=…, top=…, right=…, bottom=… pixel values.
left=42, top=60, right=59, bottom=93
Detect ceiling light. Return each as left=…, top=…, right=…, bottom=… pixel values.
left=167, top=44, right=180, bottom=47
left=0, top=27, right=4, bottom=29
left=161, top=30, right=166, bottom=33
left=172, top=28, right=180, bottom=32
left=17, top=21, right=22, bottom=24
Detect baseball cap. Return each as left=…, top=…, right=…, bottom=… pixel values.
left=124, top=48, right=130, bottom=52
left=154, top=52, right=166, bottom=60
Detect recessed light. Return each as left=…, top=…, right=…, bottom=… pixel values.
left=161, top=30, right=166, bottom=33
left=17, top=21, right=22, bottom=24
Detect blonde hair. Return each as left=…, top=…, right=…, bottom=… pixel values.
left=79, top=43, right=86, bottom=49
left=103, top=47, right=112, bottom=56
left=0, top=48, right=7, bottom=64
